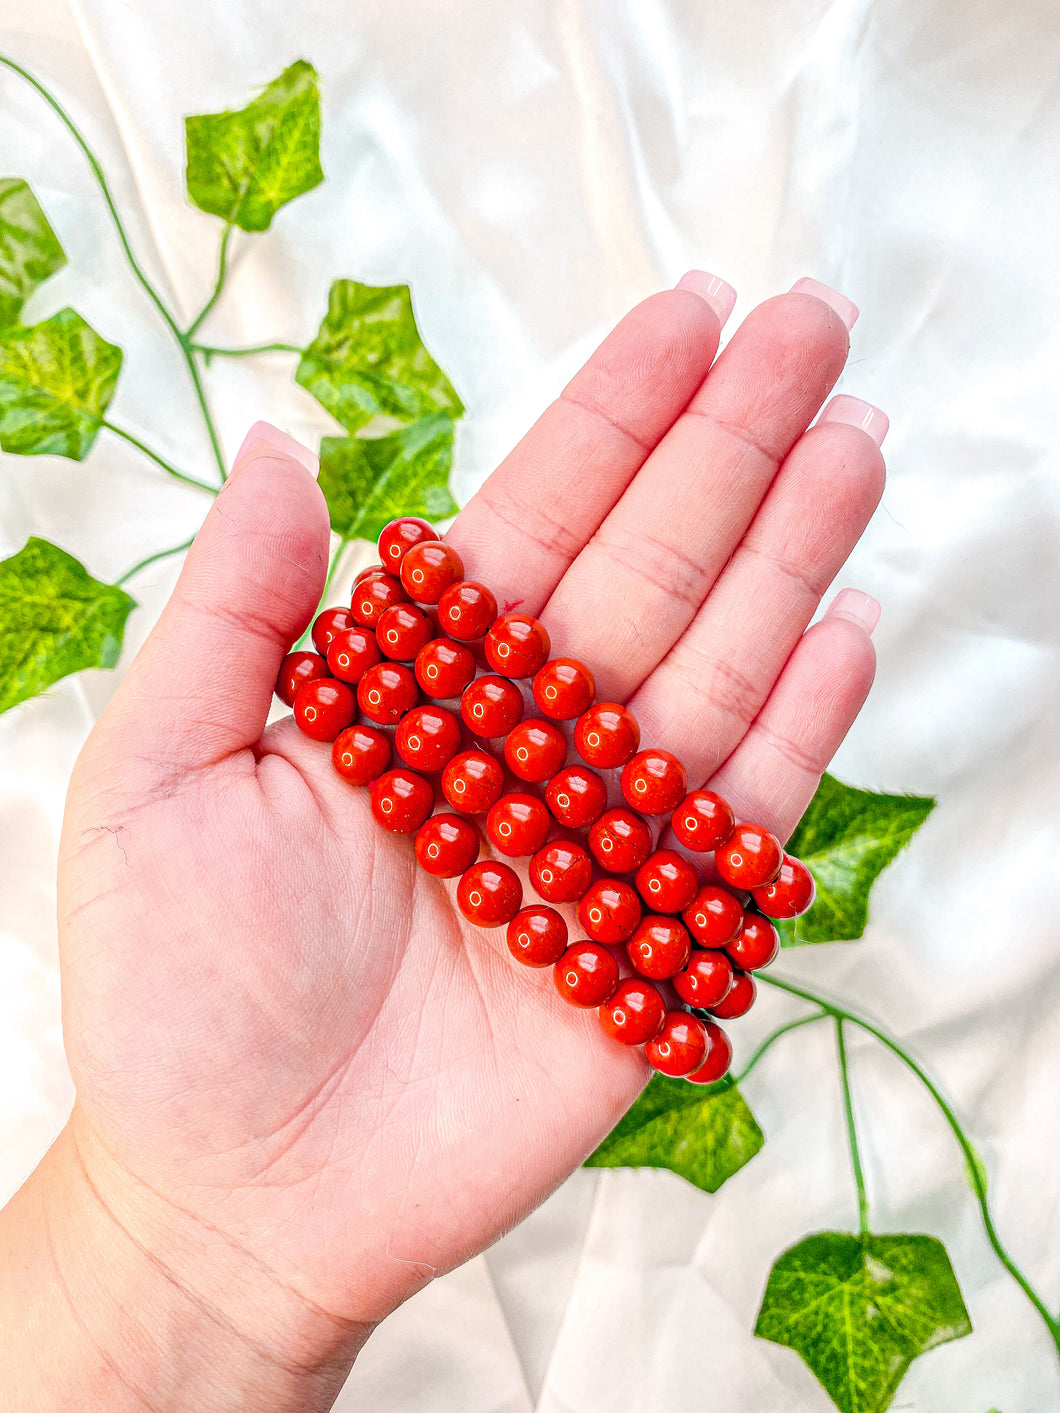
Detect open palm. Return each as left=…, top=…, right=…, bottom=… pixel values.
left=56, top=281, right=884, bottom=1381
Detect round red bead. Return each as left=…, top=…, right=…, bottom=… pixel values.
left=326, top=627, right=382, bottom=684
left=395, top=705, right=462, bottom=772
left=672, top=949, right=734, bottom=1010
left=544, top=765, right=608, bottom=829
left=486, top=792, right=552, bottom=857
left=504, top=719, right=566, bottom=782
left=368, top=767, right=434, bottom=833
left=578, top=879, right=642, bottom=944
left=457, top=860, right=522, bottom=927
left=634, top=850, right=698, bottom=914
left=627, top=915, right=692, bottom=980
left=599, top=978, right=666, bottom=1046
left=588, top=808, right=653, bottom=874
left=574, top=702, right=641, bottom=769
left=530, top=839, right=594, bottom=903
left=750, top=854, right=816, bottom=919
left=484, top=613, right=551, bottom=678
left=293, top=678, right=356, bottom=741
left=682, top=884, right=745, bottom=948
left=415, top=638, right=476, bottom=700
left=645, top=1012, right=709, bottom=1077
left=350, top=574, right=408, bottom=628
left=553, top=942, right=619, bottom=1008
left=441, top=750, right=505, bottom=814
left=709, top=968, right=756, bottom=1020
left=276, top=650, right=329, bottom=706
left=532, top=658, right=596, bottom=720
left=400, top=541, right=464, bottom=604
left=353, top=563, right=386, bottom=585
left=378, top=517, right=438, bottom=574
left=685, top=1021, right=733, bottom=1083
left=460, top=675, right=524, bottom=737
left=414, top=813, right=480, bottom=877
left=331, top=724, right=391, bottom=786
left=715, top=822, right=784, bottom=890
left=620, top=749, right=687, bottom=815
left=727, top=914, right=780, bottom=971
left=375, top=603, right=435, bottom=661
left=311, top=606, right=356, bottom=655
left=357, top=662, right=419, bottom=725
left=506, top=907, right=568, bottom=968
left=671, top=789, right=735, bottom=852
left=437, top=580, right=498, bottom=641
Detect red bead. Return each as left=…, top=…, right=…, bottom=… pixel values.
left=395, top=705, right=462, bottom=772
left=460, top=675, right=524, bottom=737
left=715, top=822, right=784, bottom=890
left=530, top=839, right=593, bottom=903
left=353, top=563, right=386, bottom=585
left=634, top=850, right=698, bottom=914
left=574, top=702, right=640, bottom=769
left=484, top=613, right=551, bottom=678
left=709, top=968, right=756, bottom=1020
left=368, top=767, right=434, bottom=833
left=293, top=678, right=356, bottom=741
left=378, top=517, right=438, bottom=574
left=331, top=724, right=391, bottom=786
left=727, top=914, right=780, bottom=971
left=620, top=749, right=687, bottom=815
left=646, top=1012, right=709, bottom=1077
left=599, top=978, right=666, bottom=1046
left=553, top=942, right=619, bottom=1008
left=672, top=949, right=734, bottom=1010
left=376, top=603, right=435, bottom=661
left=311, top=606, right=356, bottom=655
left=627, top=916, right=692, bottom=980
left=457, top=860, right=522, bottom=927
left=350, top=573, right=409, bottom=628
left=671, top=789, right=735, bottom=852
left=685, top=1021, right=733, bottom=1083
left=588, top=808, right=653, bottom=874
left=682, top=885, right=745, bottom=948
left=437, top=580, right=498, bottom=641
left=486, top=792, right=552, bottom=857
left=414, top=638, right=476, bottom=700
left=400, top=541, right=464, bottom=604
left=751, top=854, right=816, bottom=919
left=578, top=879, right=642, bottom=944
left=544, top=765, right=608, bottom=829
left=504, top=719, right=567, bottom=782
left=414, top=813, right=480, bottom=877
left=357, top=662, right=419, bottom=725
left=276, top=650, right=328, bottom=706
left=506, top=906, right=568, bottom=967
left=326, top=627, right=382, bottom=683
left=441, top=750, right=505, bottom=814
left=532, top=658, right=596, bottom=720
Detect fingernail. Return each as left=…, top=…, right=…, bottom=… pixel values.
left=233, top=421, right=318, bottom=475
left=676, top=270, right=737, bottom=326
left=826, top=588, right=881, bottom=634
left=819, top=395, right=889, bottom=447
left=790, top=277, right=859, bottom=332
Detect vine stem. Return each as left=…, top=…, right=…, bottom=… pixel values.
left=836, top=1017, right=870, bottom=1239
left=760, top=972, right=1060, bottom=1351
left=186, top=222, right=233, bottom=339
left=191, top=341, right=303, bottom=360
left=0, top=53, right=228, bottom=485
left=735, top=1011, right=829, bottom=1084
left=116, top=536, right=195, bottom=587
left=102, top=421, right=217, bottom=494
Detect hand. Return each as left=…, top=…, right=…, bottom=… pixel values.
left=8, top=278, right=885, bottom=1410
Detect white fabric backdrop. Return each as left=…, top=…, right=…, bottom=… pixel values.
left=1, top=0, right=1058, bottom=1408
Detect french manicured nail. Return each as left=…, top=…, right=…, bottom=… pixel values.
left=676, top=270, right=737, bottom=326
left=819, top=395, right=889, bottom=447
left=826, top=588, right=881, bottom=635
left=233, top=421, right=318, bottom=474
left=790, top=277, right=859, bottom=331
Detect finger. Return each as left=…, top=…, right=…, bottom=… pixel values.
left=541, top=284, right=856, bottom=699
left=629, top=398, right=886, bottom=782
left=93, top=424, right=329, bottom=781
left=446, top=280, right=731, bottom=613
left=704, top=600, right=879, bottom=842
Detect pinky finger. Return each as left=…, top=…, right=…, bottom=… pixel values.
left=704, top=592, right=879, bottom=843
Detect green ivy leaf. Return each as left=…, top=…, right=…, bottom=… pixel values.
left=0, top=537, right=135, bottom=713
left=0, top=308, right=122, bottom=459
left=755, top=1231, right=972, bottom=1413
left=778, top=773, right=935, bottom=946
left=184, top=60, right=324, bottom=232
left=318, top=414, right=458, bottom=544
left=584, top=1073, right=764, bottom=1193
left=0, top=178, right=66, bottom=326
left=297, top=280, right=464, bottom=434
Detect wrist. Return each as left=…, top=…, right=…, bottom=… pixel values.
left=0, top=1113, right=373, bottom=1413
